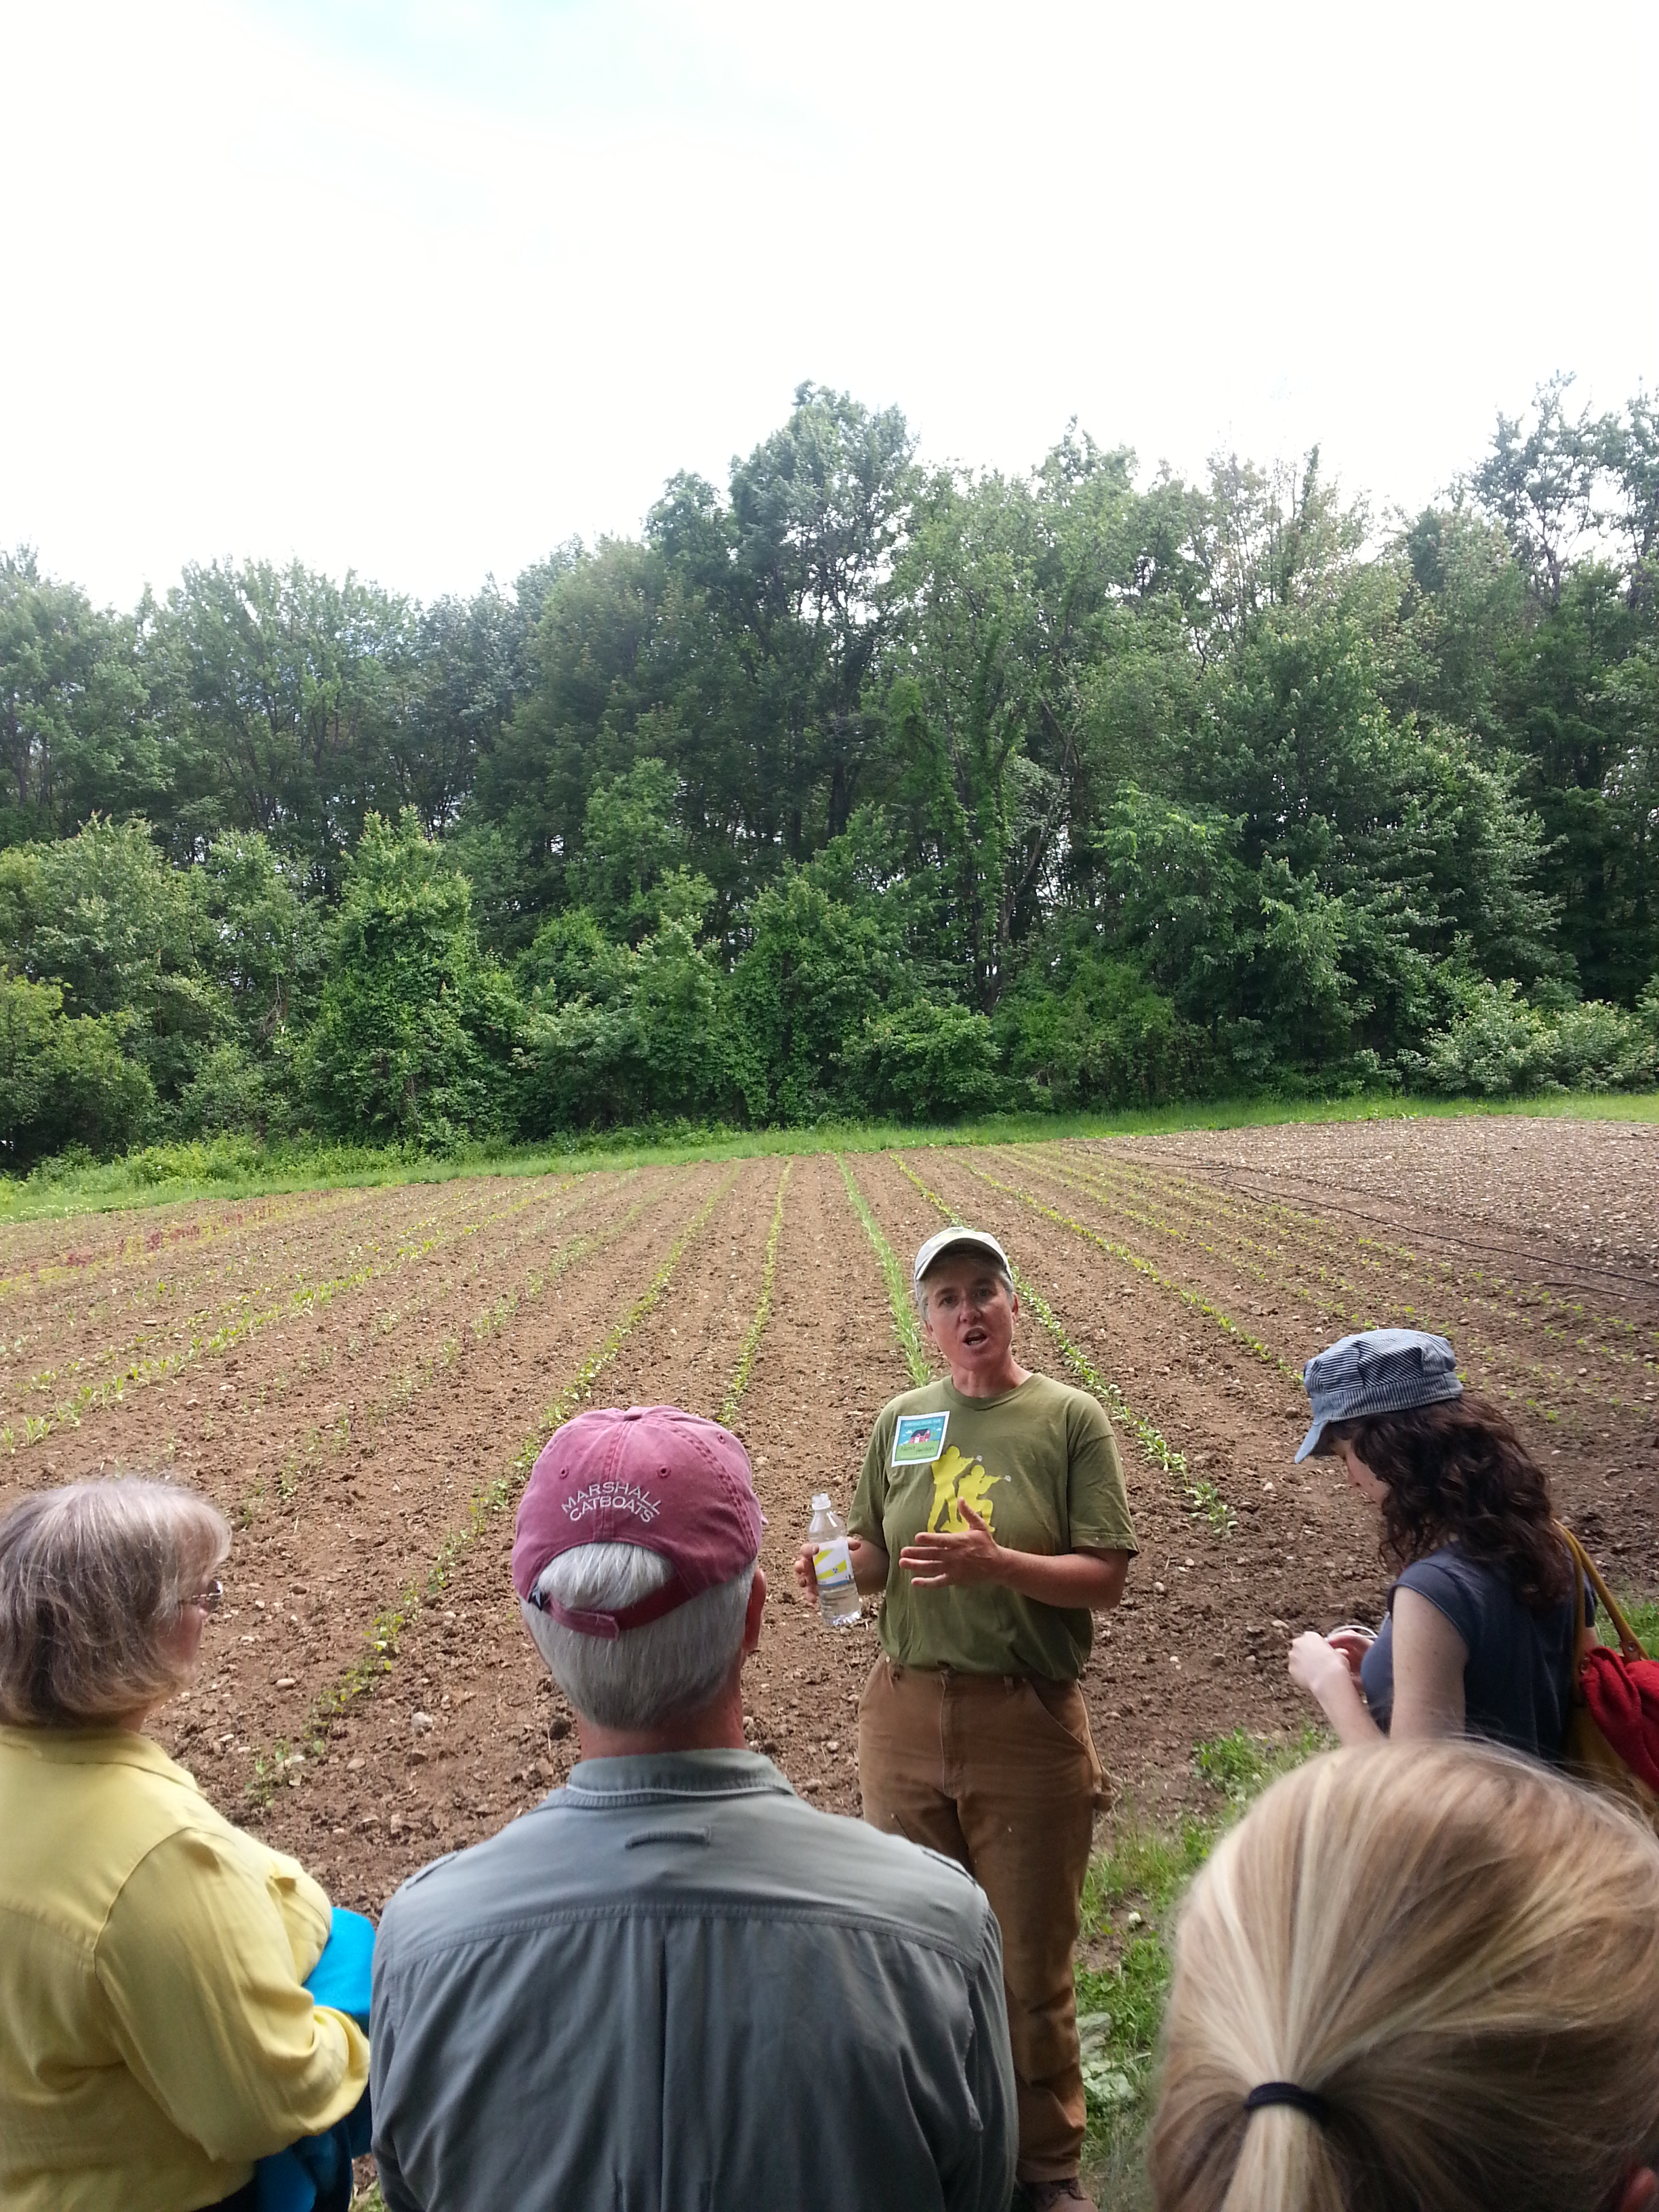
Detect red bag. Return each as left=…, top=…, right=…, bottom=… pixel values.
left=1557, top=1522, right=1659, bottom=1831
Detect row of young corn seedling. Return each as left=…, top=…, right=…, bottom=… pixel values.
left=1, top=1179, right=470, bottom=1387
left=0, top=1181, right=368, bottom=1310
left=1044, top=1147, right=1652, bottom=1431
left=838, top=1155, right=930, bottom=1385
left=3, top=1183, right=486, bottom=1437
left=1050, top=1147, right=1522, bottom=1359
left=283, top=1167, right=740, bottom=1776
left=892, top=1159, right=1234, bottom=1536
left=958, top=1156, right=1303, bottom=1385
left=719, top=1162, right=792, bottom=1425
left=243, top=1175, right=668, bottom=1523
left=1094, top=1143, right=1658, bottom=1359
left=17, top=1174, right=541, bottom=1405
left=1, top=1177, right=581, bottom=1454
left=1012, top=1147, right=1381, bottom=1342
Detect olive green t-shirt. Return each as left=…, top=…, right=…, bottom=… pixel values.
left=849, top=1372, right=1138, bottom=1681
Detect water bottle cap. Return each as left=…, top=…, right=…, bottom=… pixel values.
left=810, top=1492, right=833, bottom=1511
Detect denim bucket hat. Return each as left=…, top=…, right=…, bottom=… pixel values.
left=1295, top=1328, right=1463, bottom=1462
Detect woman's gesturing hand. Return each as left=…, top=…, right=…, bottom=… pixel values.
left=898, top=1502, right=1006, bottom=1589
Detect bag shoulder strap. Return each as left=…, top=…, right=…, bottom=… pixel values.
left=1555, top=1521, right=1646, bottom=1664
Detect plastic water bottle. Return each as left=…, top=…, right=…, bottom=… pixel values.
left=809, top=1494, right=862, bottom=1627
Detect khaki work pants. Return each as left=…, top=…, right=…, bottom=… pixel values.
left=857, top=1656, right=1107, bottom=2184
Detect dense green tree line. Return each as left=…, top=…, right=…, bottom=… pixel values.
left=2, top=376, right=1656, bottom=1162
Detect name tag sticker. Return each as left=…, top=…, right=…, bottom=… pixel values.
left=893, top=1412, right=949, bottom=1466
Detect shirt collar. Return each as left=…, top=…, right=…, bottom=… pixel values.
left=562, top=1748, right=796, bottom=1804
left=0, top=1722, right=197, bottom=1785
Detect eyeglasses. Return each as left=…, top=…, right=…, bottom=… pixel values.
left=188, top=1579, right=226, bottom=1616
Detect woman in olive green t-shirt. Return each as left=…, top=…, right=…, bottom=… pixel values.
left=794, top=1226, right=1137, bottom=2211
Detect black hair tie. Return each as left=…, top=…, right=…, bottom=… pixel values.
left=1244, top=2081, right=1331, bottom=2126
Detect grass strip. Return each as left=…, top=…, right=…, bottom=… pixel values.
left=1078, top=1725, right=1328, bottom=2186
left=10, top=1090, right=1658, bottom=1228
left=258, top=1166, right=734, bottom=1791
left=719, top=1161, right=791, bottom=1424
left=960, top=1155, right=1304, bottom=1385
left=836, top=1153, right=930, bottom=1385
left=893, top=1158, right=1233, bottom=1534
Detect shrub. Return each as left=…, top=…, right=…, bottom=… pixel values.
left=997, top=949, right=1202, bottom=1109
left=302, top=813, right=520, bottom=1146
left=0, top=975, right=155, bottom=1166
left=847, top=998, right=1004, bottom=1122
left=1406, top=977, right=1659, bottom=1096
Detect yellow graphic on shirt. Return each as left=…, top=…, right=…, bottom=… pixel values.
left=926, top=1446, right=1004, bottom=1534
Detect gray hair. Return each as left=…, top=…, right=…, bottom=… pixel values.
left=0, top=1478, right=229, bottom=1726
left=521, top=1540, right=754, bottom=1732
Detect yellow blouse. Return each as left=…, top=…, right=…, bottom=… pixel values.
left=0, top=1723, right=369, bottom=2212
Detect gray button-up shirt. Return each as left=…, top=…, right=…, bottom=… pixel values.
left=371, top=1750, right=1016, bottom=2212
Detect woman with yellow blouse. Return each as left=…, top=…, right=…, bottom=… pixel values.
left=0, top=1477, right=369, bottom=2212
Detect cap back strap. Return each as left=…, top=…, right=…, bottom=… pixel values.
left=534, top=1574, right=689, bottom=1643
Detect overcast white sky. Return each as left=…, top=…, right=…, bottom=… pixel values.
left=3, top=0, right=1656, bottom=610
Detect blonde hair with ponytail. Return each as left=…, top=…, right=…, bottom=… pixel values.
left=1149, top=1744, right=1659, bottom=2212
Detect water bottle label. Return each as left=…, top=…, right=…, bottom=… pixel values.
left=813, top=1538, right=856, bottom=1594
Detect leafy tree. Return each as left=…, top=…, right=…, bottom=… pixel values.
left=148, top=559, right=420, bottom=885
left=571, top=757, right=684, bottom=939
left=994, top=937, right=1197, bottom=1109
left=302, top=811, right=518, bottom=1146
left=0, top=977, right=152, bottom=1163
left=0, top=550, right=159, bottom=842
left=846, top=999, right=1003, bottom=1122
left=726, top=873, right=899, bottom=1122
left=0, top=817, right=223, bottom=1107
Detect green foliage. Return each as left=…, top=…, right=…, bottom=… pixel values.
left=837, top=1154, right=930, bottom=1385
left=0, top=549, right=158, bottom=840
left=3, top=377, right=1658, bottom=1160
left=1076, top=1725, right=1328, bottom=2175
left=516, top=915, right=730, bottom=1130
left=1620, top=1597, right=1659, bottom=1661
left=726, top=873, right=898, bottom=1122
left=1408, top=977, right=1659, bottom=1096
left=997, top=937, right=1201, bottom=1108
left=0, top=975, right=154, bottom=1163
left=847, top=998, right=1004, bottom=1121
left=302, top=811, right=517, bottom=1148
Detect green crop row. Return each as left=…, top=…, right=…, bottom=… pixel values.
left=1094, top=1143, right=1658, bottom=1357
left=2, top=1178, right=580, bottom=1454
left=243, top=1176, right=632, bottom=1521
left=1067, top=1149, right=1659, bottom=1432
left=1015, top=1146, right=1380, bottom=1340
left=275, top=1166, right=738, bottom=1782
left=837, top=1155, right=930, bottom=1386
left=960, top=1158, right=1303, bottom=1385
left=719, top=1162, right=792, bottom=1425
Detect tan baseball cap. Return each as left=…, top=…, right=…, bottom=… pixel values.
left=912, top=1226, right=1012, bottom=1286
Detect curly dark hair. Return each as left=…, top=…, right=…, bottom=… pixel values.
left=1329, top=1393, right=1570, bottom=1613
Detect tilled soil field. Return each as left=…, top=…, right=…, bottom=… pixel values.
left=5, top=1119, right=1656, bottom=1907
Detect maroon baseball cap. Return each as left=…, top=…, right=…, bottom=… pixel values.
left=512, top=1404, right=763, bottom=1641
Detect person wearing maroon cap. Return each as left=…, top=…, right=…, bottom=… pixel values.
left=797, top=1227, right=1137, bottom=2212
left=369, top=1403, right=1017, bottom=2212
